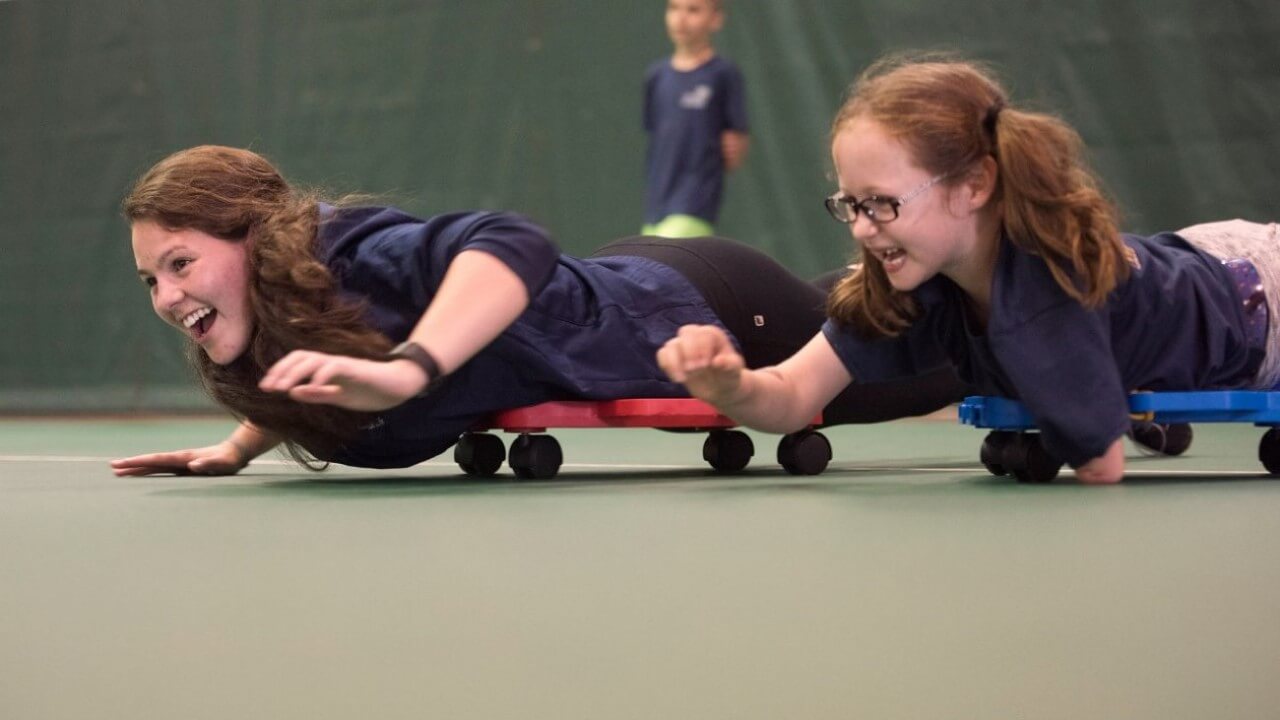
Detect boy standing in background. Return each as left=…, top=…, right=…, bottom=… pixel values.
left=642, top=0, right=749, bottom=238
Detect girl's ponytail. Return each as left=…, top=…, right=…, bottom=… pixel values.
left=992, top=107, right=1132, bottom=307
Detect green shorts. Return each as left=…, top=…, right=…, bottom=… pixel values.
left=640, top=214, right=714, bottom=239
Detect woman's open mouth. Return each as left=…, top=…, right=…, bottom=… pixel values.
left=181, top=306, right=217, bottom=340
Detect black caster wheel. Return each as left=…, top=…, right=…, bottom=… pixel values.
left=454, top=432, right=506, bottom=477
left=1003, top=433, right=1062, bottom=483
left=508, top=434, right=563, bottom=480
left=1258, top=427, right=1280, bottom=475
left=980, top=431, right=1016, bottom=476
left=1131, top=422, right=1193, bottom=456
left=703, top=429, right=754, bottom=473
left=777, top=430, right=831, bottom=475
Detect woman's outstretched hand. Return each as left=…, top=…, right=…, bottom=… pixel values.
left=259, top=350, right=428, bottom=411
left=656, top=324, right=747, bottom=406
left=110, top=441, right=248, bottom=477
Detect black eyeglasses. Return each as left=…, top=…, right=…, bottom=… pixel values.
left=824, top=173, right=947, bottom=224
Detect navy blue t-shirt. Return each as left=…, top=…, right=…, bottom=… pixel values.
left=822, top=232, right=1257, bottom=467
left=643, top=55, right=748, bottom=225
left=314, top=206, right=729, bottom=468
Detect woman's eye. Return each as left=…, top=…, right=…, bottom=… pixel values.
left=172, top=258, right=191, bottom=272
left=143, top=276, right=157, bottom=288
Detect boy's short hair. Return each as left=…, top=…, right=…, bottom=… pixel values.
left=673, top=0, right=726, bottom=12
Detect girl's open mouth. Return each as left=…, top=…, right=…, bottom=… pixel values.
left=882, top=248, right=907, bottom=273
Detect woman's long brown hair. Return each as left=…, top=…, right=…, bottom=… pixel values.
left=827, top=54, right=1132, bottom=338
left=123, top=145, right=392, bottom=465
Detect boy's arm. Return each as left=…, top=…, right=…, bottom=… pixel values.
left=642, top=67, right=656, bottom=133
left=720, top=61, right=749, bottom=171
left=721, top=130, right=749, bottom=171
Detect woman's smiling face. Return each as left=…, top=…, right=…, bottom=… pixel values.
left=132, top=220, right=253, bottom=365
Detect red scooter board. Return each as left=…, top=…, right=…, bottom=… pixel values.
left=456, top=399, right=830, bottom=479
left=480, top=398, right=741, bottom=431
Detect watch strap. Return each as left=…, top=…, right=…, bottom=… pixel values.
left=388, top=341, right=446, bottom=396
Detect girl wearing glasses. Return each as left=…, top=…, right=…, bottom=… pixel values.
left=112, top=145, right=964, bottom=476
left=658, top=55, right=1276, bottom=484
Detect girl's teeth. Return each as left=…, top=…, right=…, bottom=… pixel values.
left=882, top=249, right=907, bottom=272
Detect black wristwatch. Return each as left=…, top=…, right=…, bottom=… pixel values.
left=387, top=341, right=446, bottom=396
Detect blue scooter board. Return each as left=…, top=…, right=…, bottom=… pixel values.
left=957, top=392, right=1280, bottom=482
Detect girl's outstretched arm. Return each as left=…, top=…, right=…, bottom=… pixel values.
left=110, top=421, right=280, bottom=476
left=259, top=250, right=530, bottom=411
left=658, top=326, right=853, bottom=433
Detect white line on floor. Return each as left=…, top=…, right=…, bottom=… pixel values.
left=0, top=454, right=1269, bottom=476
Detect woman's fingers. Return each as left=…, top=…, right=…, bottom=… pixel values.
left=260, top=351, right=329, bottom=391
left=110, top=457, right=193, bottom=476
left=112, top=464, right=159, bottom=477
left=306, top=358, right=352, bottom=388
left=110, top=451, right=191, bottom=471
left=113, top=466, right=162, bottom=477
left=259, top=350, right=307, bottom=388
left=261, top=352, right=369, bottom=398
left=288, top=384, right=344, bottom=404
left=262, top=353, right=359, bottom=394
left=259, top=354, right=411, bottom=411
left=110, top=443, right=247, bottom=477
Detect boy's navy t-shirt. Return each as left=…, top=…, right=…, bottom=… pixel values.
left=822, top=232, right=1258, bottom=467
left=643, top=55, right=748, bottom=225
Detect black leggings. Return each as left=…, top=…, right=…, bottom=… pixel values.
left=592, top=237, right=969, bottom=425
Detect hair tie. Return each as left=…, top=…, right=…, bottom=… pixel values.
left=983, top=98, right=1005, bottom=136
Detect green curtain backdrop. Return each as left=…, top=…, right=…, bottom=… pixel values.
left=2, top=0, right=1277, bottom=410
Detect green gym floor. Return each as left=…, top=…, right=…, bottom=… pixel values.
left=3, top=415, right=1279, bottom=719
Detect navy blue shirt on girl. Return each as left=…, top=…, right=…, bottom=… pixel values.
left=315, top=205, right=729, bottom=468
left=822, top=232, right=1259, bottom=467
